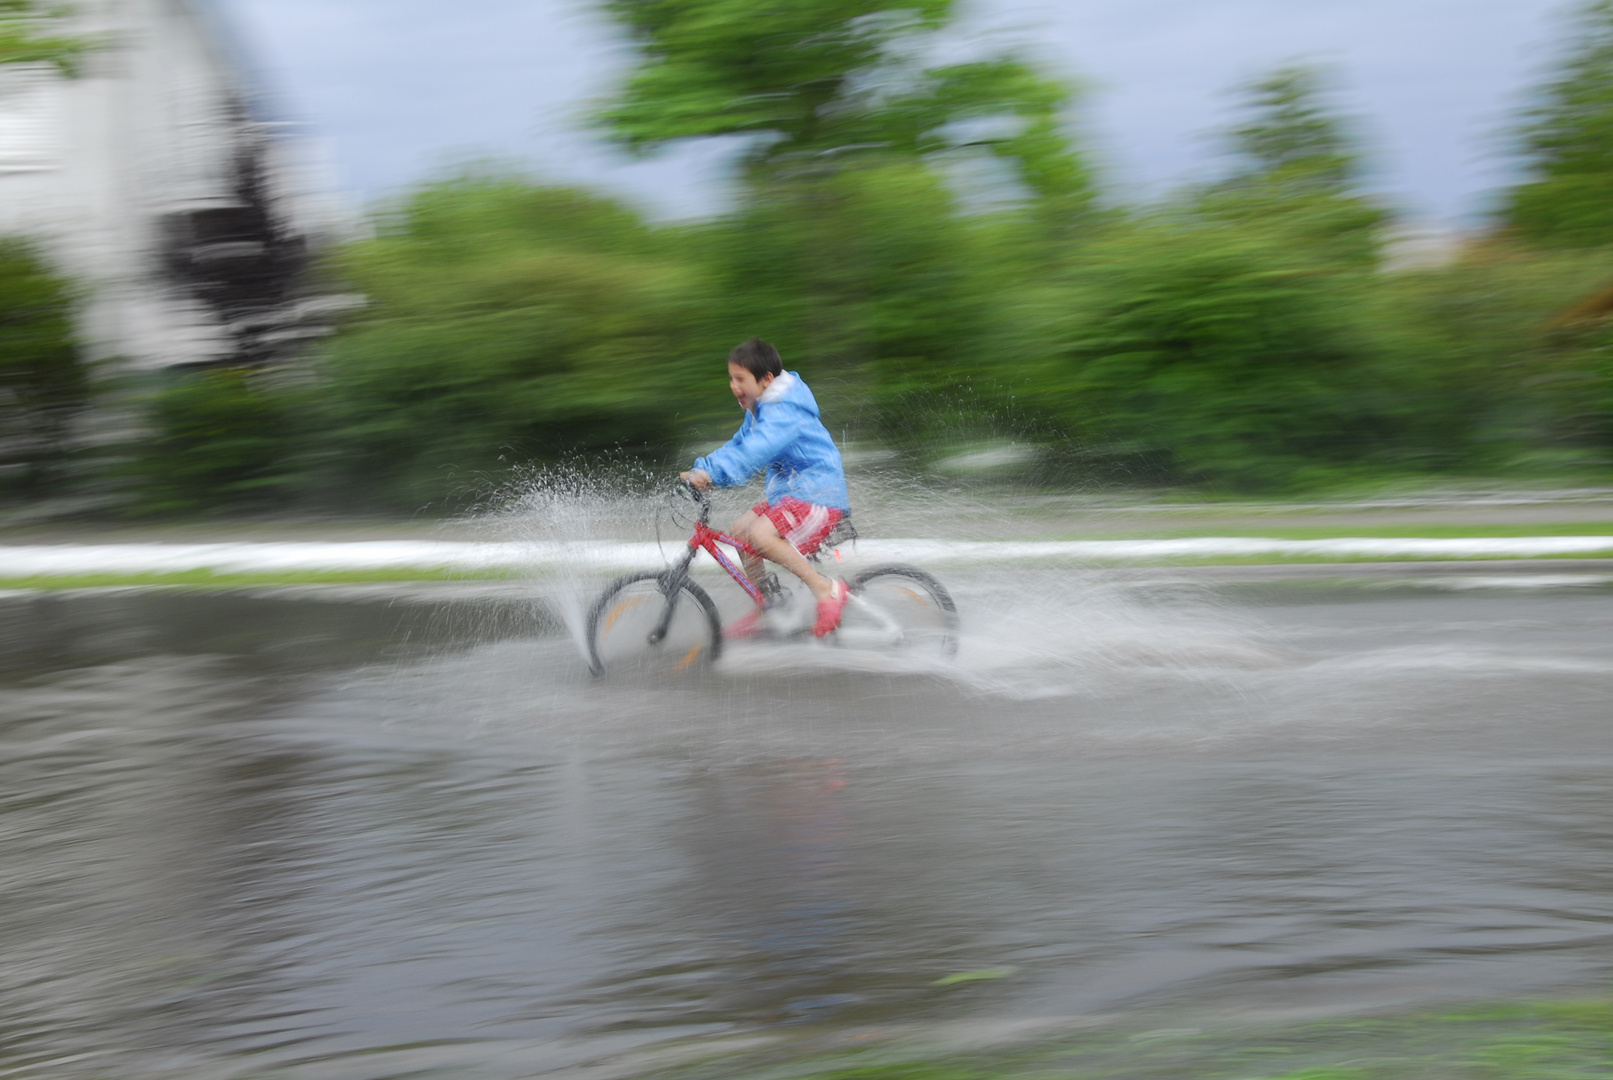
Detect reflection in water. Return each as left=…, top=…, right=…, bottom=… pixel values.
left=0, top=581, right=1611, bottom=1077
left=681, top=760, right=861, bottom=1024
left=0, top=658, right=320, bottom=1073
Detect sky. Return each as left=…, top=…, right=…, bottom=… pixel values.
left=221, top=0, right=1575, bottom=226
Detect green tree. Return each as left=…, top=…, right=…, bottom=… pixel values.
left=315, top=176, right=718, bottom=508
left=0, top=240, right=86, bottom=497
left=1504, top=0, right=1613, bottom=246
left=598, top=0, right=1087, bottom=437
left=0, top=5, right=94, bottom=500
left=599, top=0, right=1091, bottom=210
left=705, top=159, right=995, bottom=417
left=1559, top=320, right=1613, bottom=449
left=1199, top=65, right=1387, bottom=265
left=132, top=369, right=297, bottom=513
left=1227, top=66, right=1359, bottom=190
left=1354, top=247, right=1610, bottom=471
left=1510, top=246, right=1613, bottom=455
left=1030, top=219, right=1395, bottom=489
left=0, top=0, right=91, bottom=73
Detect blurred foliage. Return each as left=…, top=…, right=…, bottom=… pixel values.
left=598, top=0, right=1092, bottom=220
left=1504, top=0, right=1613, bottom=247
left=1376, top=244, right=1613, bottom=461
left=1229, top=67, right=1360, bottom=188
left=93, top=0, right=1613, bottom=512
left=0, top=0, right=92, bottom=74
left=1024, top=219, right=1389, bottom=490
left=0, top=239, right=86, bottom=497
left=710, top=160, right=1004, bottom=422
left=131, top=369, right=297, bottom=513
left=312, top=178, right=720, bottom=508
left=1197, top=66, right=1388, bottom=267
left=1003, top=70, right=1404, bottom=490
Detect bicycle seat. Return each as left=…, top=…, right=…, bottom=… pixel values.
left=808, top=516, right=859, bottom=563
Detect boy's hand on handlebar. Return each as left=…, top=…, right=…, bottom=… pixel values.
left=680, top=469, right=713, bottom=490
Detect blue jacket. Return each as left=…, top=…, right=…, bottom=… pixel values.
left=693, top=371, right=850, bottom=511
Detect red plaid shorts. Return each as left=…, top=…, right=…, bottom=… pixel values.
left=749, top=497, right=844, bottom=557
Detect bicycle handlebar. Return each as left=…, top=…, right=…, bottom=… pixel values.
left=678, top=480, right=713, bottom=524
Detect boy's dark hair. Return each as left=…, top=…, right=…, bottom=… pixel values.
left=727, top=337, right=783, bottom=381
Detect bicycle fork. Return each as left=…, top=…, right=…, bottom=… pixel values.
left=647, top=545, right=699, bottom=646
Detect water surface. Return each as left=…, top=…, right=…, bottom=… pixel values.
left=1, top=573, right=1610, bottom=1077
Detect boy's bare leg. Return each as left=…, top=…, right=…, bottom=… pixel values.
left=741, top=516, right=835, bottom=602
left=728, top=512, right=769, bottom=591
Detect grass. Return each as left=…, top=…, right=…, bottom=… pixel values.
left=1049, top=522, right=1613, bottom=541
left=0, top=567, right=523, bottom=591
left=1076, top=550, right=1613, bottom=567
left=662, top=999, right=1613, bottom=1080
left=4, top=519, right=1613, bottom=591
left=3, top=549, right=1613, bottom=590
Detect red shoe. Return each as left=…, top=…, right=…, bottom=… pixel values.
left=812, top=580, right=850, bottom=638
left=724, top=606, right=768, bottom=640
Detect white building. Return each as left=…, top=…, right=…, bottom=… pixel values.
left=0, top=0, right=345, bottom=371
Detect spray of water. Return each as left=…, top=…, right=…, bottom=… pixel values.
left=439, top=458, right=1279, bottom=699
left=465, top=458, right=672, bottom=656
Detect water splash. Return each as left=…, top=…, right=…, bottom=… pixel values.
left=465, top=458, right=669, bottom=658
left=446, top=463, right=1282, bottom=692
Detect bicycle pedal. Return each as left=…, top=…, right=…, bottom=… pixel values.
left=759, top=573, right=789, bottom=606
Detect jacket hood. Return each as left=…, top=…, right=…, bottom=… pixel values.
left=758, top=370, right=818, bottom=416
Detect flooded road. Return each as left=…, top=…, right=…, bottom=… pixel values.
left=1, top=571, right=1611, bottom=1078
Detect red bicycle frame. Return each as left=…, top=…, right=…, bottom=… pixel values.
left=644, top=485, right=770, bottom=647
left=688, top=516, right=767, bottom=606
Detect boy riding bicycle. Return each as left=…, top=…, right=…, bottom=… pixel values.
left=679, top=338, right=851, bottom=638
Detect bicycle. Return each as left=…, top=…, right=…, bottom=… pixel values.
left=586, top=483, right=958, bottom=676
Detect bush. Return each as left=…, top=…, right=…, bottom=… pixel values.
left=315, top=177, right=718, bottom=508
left=132, top=369, right=297, bottom=513
left=1363, top=244, right=1613, bottom=468
left=1032, top=217, right=1391, bottom=490
left=0, top=239, right=87, bottom=499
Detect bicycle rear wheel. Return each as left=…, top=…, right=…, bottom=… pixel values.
left=587, top=572, right=722, bottom=676
left=838, top=565, right=959, bottom=658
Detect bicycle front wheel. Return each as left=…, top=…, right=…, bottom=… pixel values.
left=587, top=571, right=722, bottom=676
left=838, top=565, right=959, bottom=658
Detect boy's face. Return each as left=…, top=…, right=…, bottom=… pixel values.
left=728, top=362, right=773, bottom=412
